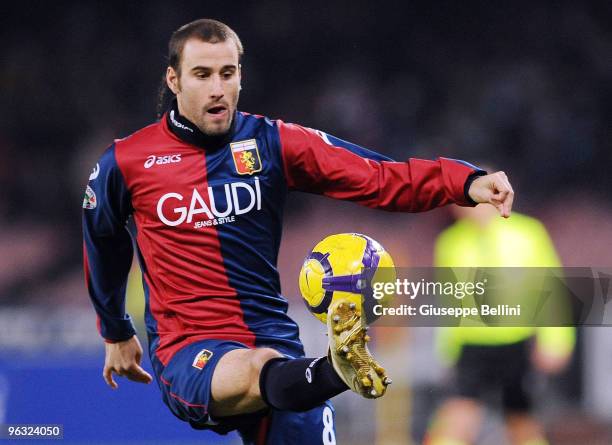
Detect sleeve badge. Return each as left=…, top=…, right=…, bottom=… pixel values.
left=83, top=185, right=97, bottom=209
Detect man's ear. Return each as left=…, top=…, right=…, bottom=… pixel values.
left=166, top=66, right=180, bottom=95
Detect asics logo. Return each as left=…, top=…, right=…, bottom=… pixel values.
left=305, top=357, right=323, bottom=383
left=89, top=163, right=100, bottom=181
left=144, top=154, right=182, bottom=169
left=314, top=129, right=332, bottom=145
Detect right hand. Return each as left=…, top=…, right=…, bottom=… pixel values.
left=467, top=171, right=514, bottom=218
left=103, top=335, right=153, bottom=389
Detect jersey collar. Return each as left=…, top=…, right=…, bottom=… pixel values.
left=165, top=98, right=237, bottom=150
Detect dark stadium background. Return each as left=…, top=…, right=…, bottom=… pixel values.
left=1, top=1, right=611, bottom=444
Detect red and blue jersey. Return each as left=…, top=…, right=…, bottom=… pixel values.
left=82, top=101, right=484, bottom=367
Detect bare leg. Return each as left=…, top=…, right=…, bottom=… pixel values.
left=505, top=413, right=548, bottom=445
left=425, top=398, right=485, bottom=445
left=209, top=347, right=282, bottom=417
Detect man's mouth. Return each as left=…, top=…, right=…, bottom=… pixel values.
left=206, top=105, right=228, bottom=116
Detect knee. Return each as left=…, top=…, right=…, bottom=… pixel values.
left=247, top=348, right=283, bottom=398
left=432, top=398, right=483, bottom=441
left=210, top=347, right=284, bottom=417
left=250, top=348, right=283, bottom=371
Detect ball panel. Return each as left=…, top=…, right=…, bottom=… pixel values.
left=299, top=233, right=396, bottom=324
left=299, top=258, right=326, bottom=307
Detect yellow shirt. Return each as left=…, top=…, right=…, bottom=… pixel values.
left=435, top=212, right=575, bottom=364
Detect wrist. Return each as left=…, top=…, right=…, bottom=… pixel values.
left=104, top=334, right=135, bottom=344
left=464, top=170, right=487, bottom=206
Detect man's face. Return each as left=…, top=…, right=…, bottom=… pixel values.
left=167, top=38, right=241, bottom=136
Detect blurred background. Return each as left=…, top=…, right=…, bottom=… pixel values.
left=1, top=0, right=611, bottom=443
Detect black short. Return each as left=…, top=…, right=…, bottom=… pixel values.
left=453, top=339, right=532, bottom=413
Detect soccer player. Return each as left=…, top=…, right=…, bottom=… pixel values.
left=82, top=18, right=514, bottom=444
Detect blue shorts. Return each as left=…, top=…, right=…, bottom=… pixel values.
left=154, top=339, right=337, bottom=445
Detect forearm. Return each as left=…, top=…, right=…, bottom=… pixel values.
left=83, top=233, right=136, bottom=342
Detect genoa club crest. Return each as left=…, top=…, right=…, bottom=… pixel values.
left=192, top=349, right=213, bottom=370
left=230, top=139, right=262, bottom=175
left=83, top=185, right=97, bottom=209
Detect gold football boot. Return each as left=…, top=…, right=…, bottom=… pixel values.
left=327, top=298, right=391, bottom=398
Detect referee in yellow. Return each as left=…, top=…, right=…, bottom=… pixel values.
left=424, top=195, right=575, bottom=445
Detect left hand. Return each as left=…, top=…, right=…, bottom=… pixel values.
left=468, top=171, right=514, bottom=218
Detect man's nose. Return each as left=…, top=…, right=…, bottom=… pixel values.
left=210, top=75, right=224, bottom=98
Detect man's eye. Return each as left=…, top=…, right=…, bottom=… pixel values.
left=196, top=73, right=210, bottom=79
left=222, top=72, right=233, bottom=79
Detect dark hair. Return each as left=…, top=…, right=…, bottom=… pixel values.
left=157, top=19, right=244, bottom=117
